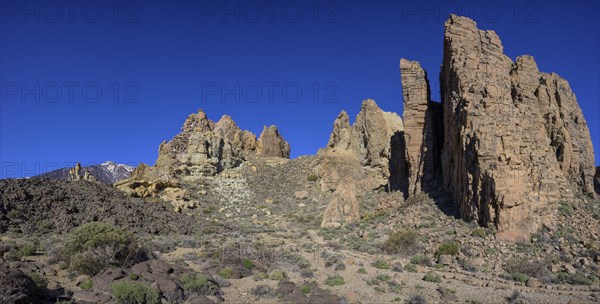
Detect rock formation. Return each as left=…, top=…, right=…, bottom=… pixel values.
left=320, top=99, right=405, bottom=191
left=518, top=59, right=597, bottom=196
left=67, top=163, right=97, bottom=182
left=318, top=99, right=405, bottom=227
left=400, top=59, right=440, bottom=196
left=150, top=110, right=290, bottom=181
left=256, top=125, right=291, bottom=158
left=115, top=109, right=290, bottom=207
left=438, top=15, right=595, bottom=241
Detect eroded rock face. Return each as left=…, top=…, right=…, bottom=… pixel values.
left=439, top=14, right=595, bottom=241
left=321, top=99, right=405, bottom=190
left=115, top=109, right=290, bottom=206
left=319, top=99, right=405, bottom=227
left=400, top=59, right=440, bottom=196
left=521, top=59, right=596, bottom=196
left=256, top=125, right=291, bottom=158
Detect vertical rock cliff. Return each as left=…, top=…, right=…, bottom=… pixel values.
left=400, top=59, right=441, bottom=196
left=437, top=14, right=595, bottom=241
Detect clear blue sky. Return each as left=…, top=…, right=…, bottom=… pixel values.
left=1, top=0, right=599, bottom=178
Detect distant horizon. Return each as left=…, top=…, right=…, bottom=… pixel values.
left=2, top=1, right=599, bottom=178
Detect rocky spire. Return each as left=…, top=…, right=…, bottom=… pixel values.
left=256, top=125, right=291, bottom=158
left=400, top=58, right=439, bottom=196
left=438, top=14, right=596, bottom=242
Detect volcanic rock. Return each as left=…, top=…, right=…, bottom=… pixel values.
left=0, top=265, right=37, bottom=304
left=320, top=99, right=405, bottom=191
left=115, top=109, right=290, bottom=204
left=67, top=163, right=97, bottom=182
left=318, top=99, right=404, bottom=227
left=400, top=58, right=441, bottom=196
left=439, top=14, right=595, bottom=241
left=256, top=125, right=291, bottom=158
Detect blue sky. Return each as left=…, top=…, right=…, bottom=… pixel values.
left=1, top=0, right=599, bottom=178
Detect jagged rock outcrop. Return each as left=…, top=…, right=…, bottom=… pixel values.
left=400, top=59, right=440, bottom=196
left=321, top=183, right=359, bottom=228
left=115, top=109, right=290, bottom=207
left=318, top=99, right=405, bottom=227
left=439, top=14, right=595, bottom=242
left=321, top=99, right=405, bottom=190
left=67, top=163, right=97, bottom=182
left=150, top=110, right=290, bottom=181
left=256, top=125, right=291, bottom=158
left=514, top=57, right=596, bottom=196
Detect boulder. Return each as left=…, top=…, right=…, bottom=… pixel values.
left=0, top=265, right=37, bottom=304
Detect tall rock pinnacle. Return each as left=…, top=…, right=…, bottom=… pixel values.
left=438, top=14, right=595, bottom=241
left=400, top=58, right=440, bottom=196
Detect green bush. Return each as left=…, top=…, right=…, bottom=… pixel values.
left=404, top=263, right=417, bottom=272
left=372, top=259, right=390, bottom=270
left=268, top=269, right=288, bottom=281
left=20, top=243, right=37, bottom=257
left=373, top=286, right=386, bottom=293
left=422, top=272, right=442, bottom=283
left=324, top=275, right=345, bottom=286
left=511, top=272, right=529, bottom=283
left=300, top=285, right=311, bottom=294
left=410, top=255, right=429, bottom=266
left=217, top=268, right=234, bottom=279
left=111, top=281, right=160, bottom=304
left=357, top=267, right=367, bottom=274
left=307, top=174, right=319, bottom=182
left=435, top=242, right=460, bottom=257
left=29, top=272, right=48, bottom=292
left=181, top=273, right=218, bottom=294
left=504, top=258, right=547, bottom=278
left=242, top=258, right=254, bottom=269
left=558, top=202, right=573, bottom=216
left=67, top=222, right=140, bottom=275
left=383, top=229, right=420, bottom=255
left=471, top=228, right=486, bottom=238
left=558, top=272, right=593, bottom=285
left=80, top=278, right=93, bottom=290
left=376, top=274, right=391, bottom=282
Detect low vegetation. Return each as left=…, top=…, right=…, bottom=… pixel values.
left=66, top=222, right=142, bottom=275
left=325, top=275, right=345, bottom=286
left=383, top=229, right=420, bottom=255
left=110, top=281, right=160, bottom=304
left=435, top=242, right=460, bottom=257
left=372, top=259, right=390, bottom=270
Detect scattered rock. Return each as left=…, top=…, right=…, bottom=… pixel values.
left=526, top=278, right=541, bottom=288
left=294, top=190, right=309, bottom=200
left=0, top=265, right=37, bottom=304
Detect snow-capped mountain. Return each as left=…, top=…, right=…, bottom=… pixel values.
left=34, top=161, right=134, bottom=184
